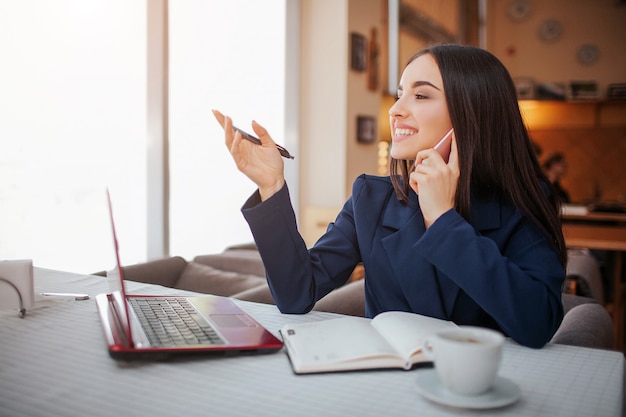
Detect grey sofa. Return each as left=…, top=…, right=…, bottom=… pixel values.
left=93, top=244, right=366, bottom=317
left=95, top=244, right=615, bottom=350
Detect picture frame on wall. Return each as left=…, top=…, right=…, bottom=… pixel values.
left=357, top=115, right=376, bottom=143
left=350, top=32, right=367, bottom=72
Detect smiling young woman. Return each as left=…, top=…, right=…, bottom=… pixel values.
left=214, top=44, right=566, bottom=349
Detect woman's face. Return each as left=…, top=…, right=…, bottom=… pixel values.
left=388, top=53, right=453, bottom=160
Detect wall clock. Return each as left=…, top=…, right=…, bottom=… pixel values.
left=538, top=19, right=562, bottom=43
left=577, top=44, right=599, bottom=65
left=507, top=0, right=531, bottom=22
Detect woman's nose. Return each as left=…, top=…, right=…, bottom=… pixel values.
left=389, top=98, right=405, bottom=118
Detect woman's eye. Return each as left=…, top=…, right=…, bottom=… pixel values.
left=415, top=94, right=427, bottom=99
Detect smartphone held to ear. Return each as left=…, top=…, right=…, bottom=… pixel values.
left=433, top=128, right=453, bottom=163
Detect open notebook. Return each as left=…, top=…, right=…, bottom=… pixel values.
left=95, top=190, right=283, bottom=360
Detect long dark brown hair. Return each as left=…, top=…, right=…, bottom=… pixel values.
left=390, top=44, right=566, bottom=267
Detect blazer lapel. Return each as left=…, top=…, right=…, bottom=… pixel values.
left=380, top=194, right=456, bottom=319
left=378, top=189, right=503, bottom=320
left=380, top=192, right=421, bottom=231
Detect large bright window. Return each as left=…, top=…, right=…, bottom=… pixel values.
left=0, top=1, right=290, bottom=273
left=169, top=0, right=287, bottom=259
left=0, top=0, right=147, bottom=273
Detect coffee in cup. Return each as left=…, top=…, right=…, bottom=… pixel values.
left=423, top=326, right=504, bottom=396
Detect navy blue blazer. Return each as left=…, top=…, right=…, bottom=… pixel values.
left=242, top=174, right=564, bottom=348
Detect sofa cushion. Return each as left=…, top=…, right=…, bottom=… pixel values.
left=176, top=262, right=266, bottom=296
left=232, top=284, right=275, bottom=305
left=193, top=249, right=265, bottom=277
left=550, top=303, right=614, bottom=349
left=91, top=256, right=188, bottom=288
left=313, top=279, right=365, bottom=317
left=121, top=256, right=188, bottom=288
left=232, top=279, right=367, bottom=316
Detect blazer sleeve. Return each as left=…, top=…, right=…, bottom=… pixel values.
left=416, top=208, right=565, bottom=348
left=241, top=184, right=360, bottom=314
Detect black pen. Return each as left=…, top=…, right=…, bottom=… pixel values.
left=233, top=126, right=295, bottom=159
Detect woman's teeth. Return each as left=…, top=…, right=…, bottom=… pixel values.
left=395, top=128, right=416, bottom=136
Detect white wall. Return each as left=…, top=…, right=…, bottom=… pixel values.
left=299, top=0, right=382, bottom=246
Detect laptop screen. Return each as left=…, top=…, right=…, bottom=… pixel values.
left=106, top=189, right=135, bottom=347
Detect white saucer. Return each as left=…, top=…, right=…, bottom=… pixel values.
left=415, top=370, right=521, bottom=410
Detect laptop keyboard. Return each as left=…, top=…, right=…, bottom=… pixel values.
left=129, top=297, right=225, bottom=347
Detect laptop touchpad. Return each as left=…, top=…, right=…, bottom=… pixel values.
left=210, top=314, right=256, bottom=327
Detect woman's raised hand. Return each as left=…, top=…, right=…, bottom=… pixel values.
left=410, top=133, right=460, bottom=228
left=212, top=109, right=285, bottom=201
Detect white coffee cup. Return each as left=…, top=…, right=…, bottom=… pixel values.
left=423, top=326, right=504, bottom=396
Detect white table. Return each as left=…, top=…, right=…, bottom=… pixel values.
left=0, top=268, right=624, bottom=417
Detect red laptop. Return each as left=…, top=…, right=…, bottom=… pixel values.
left=95, top=190, right=283, bottom=360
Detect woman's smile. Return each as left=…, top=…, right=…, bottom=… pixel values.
left=393, top=123, right=417, bottom=141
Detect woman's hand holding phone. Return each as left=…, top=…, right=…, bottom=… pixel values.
left=410, top=128, right=460, bottom=228
left=433, top=128, right=453, bottom=163
left=212, top=109, right=285, bottom=201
